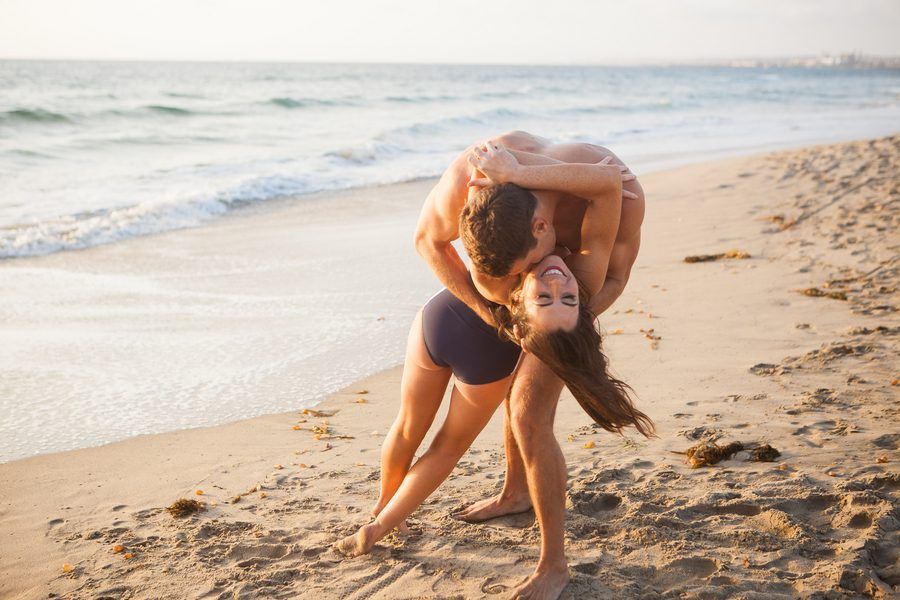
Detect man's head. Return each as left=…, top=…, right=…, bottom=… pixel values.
left=459, top=183, right=555, bottom=279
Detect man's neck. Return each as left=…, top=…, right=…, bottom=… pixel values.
left=537, top=191, right=587, bottom=251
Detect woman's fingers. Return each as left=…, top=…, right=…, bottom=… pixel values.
left=622, top=172, right=636, bottom=182
left=623, top=189, right=638, bottom=200
left=468, top=177, right=490, bottom=187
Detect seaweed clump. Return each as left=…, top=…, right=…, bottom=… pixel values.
left=682, top=441, right=782, bottom=468
left=749, top=444, right=781, bottom=462
left=167, top=498, right=205, bottom=518
left=685, top=441, right=745, bottom=468
left=684, top=249, right=751, bottom=263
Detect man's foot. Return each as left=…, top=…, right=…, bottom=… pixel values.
left=332, top=523, right=380, bottom=558
left=509, top=565, right=570, bottom=600
left=452, top=492, right=532, bottom=523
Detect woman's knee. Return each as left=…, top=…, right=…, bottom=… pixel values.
left=423, top=441, right=469, bottom=465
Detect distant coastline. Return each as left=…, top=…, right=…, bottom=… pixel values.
left=718, top=52, right=900, bottom=70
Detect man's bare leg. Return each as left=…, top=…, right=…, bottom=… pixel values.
left=451, top=396, right=532, bottom=521
left=455, top=136, right=640, bottom=525
left=507, top=355, right=569, bottom=600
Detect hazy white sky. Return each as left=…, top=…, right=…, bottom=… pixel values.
left=2, top=0, right=898, bottom=63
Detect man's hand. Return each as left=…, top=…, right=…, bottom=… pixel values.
left=467, top=141, right=521, bottom=186
left=597, top=156, right=639, bottom=200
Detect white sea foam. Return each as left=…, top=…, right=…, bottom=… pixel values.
left=1, top=61, right=898, bottom=259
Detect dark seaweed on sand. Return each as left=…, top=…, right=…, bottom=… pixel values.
left=167, top=498, right=205, bottom=518
left=685, top=441, right=745, bottom=468
left=749, top=444, right=781, bottom=462
left=681, top=441, right=781, bottom=468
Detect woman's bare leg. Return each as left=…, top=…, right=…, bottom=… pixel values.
left=336, top=375, right=510, bottom=556
left=371, top=310, right=452, bottom=517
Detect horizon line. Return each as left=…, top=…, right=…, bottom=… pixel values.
left=2, top=53, right=899, bottom=68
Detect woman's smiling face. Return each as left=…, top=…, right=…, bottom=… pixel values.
left=518, top=254, right=579, bottom=334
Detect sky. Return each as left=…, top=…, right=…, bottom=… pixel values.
left=1, top=0, right=898, bottom=64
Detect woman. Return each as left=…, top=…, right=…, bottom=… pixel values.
left=335, top=149, right=653, bottom=558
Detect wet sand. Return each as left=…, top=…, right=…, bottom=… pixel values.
left=1, top=137, right=897, bottom=599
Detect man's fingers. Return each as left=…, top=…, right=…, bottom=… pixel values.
left=468, top=178, right=490, bottom=187
left=622, top=173, right=636, bottom=182
left=623, top=189, right=638, bottom=200
left=599, top=156, right=613, bottom=165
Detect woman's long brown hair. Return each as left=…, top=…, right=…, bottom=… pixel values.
left=492, top=283, right=655, bottom=438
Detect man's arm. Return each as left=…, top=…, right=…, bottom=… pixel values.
left=469, top=145, right=625, bottom=297
left=587, top=230, right=640, bottom=316
left=506, top=148, right=639, bottom=201
left=470, top=146, right=625, bottom=201
left=413, top=150, right=495, bottom=324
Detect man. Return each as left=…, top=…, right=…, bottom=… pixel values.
left=414, top=131, right=644, bottom=600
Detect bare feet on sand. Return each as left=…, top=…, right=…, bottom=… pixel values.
left=510, top=566, right=570, bottom=600
left=333, top=523, right=380, bottom=557
left=452, top=492, right=532, bottom=523
left=370, top=503, right=411, bottom=534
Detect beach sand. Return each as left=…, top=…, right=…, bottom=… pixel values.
left=1, top=137, right=897, bottom=599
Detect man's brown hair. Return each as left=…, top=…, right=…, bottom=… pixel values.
left=459, top=183, right=538, bottom=277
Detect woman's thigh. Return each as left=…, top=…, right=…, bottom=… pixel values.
left=396, top=310, right=452, bottom=431
left=431, top=374, right=514, bottom=453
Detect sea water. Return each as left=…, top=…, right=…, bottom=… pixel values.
left=2, top=61, right=899, bottom=258
left=1, top=61, right=899, bottom=462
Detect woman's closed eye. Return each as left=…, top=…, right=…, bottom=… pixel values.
left=536, top=293, right=578, bottom=307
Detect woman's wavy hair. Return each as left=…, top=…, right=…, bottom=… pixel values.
left=491, top=280, right=655, bottom=438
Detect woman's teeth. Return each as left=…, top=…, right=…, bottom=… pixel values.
left=543, top=267, right=564, bottom=277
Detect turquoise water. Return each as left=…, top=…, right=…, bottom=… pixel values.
left=1, top=61, right=898, bottom=258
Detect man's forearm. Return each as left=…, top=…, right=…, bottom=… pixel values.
left=510, top=163, right=619, bottom=202
left=508, top=149, right=563, bottom=167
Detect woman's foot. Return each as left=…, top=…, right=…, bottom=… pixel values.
left=333, top=522, right=381, bottom=557
left=369, top=503, right=411, bottom=535
left=452, top=492, right=532, bottom=523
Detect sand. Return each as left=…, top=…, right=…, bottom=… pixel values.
left=1, top=137, right=897, bottom=599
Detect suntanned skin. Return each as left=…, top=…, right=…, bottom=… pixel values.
left=415, top=131, right=645, bottom=600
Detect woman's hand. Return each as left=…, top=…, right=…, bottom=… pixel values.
left=467, top=141, right=521, bottom=187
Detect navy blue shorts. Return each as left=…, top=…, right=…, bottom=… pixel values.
left=421, top=289, right=521, bottom=385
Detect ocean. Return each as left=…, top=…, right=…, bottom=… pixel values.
left=2, top=61, right=899, bottom=463
left=2, top=61, right=899, bottom=258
